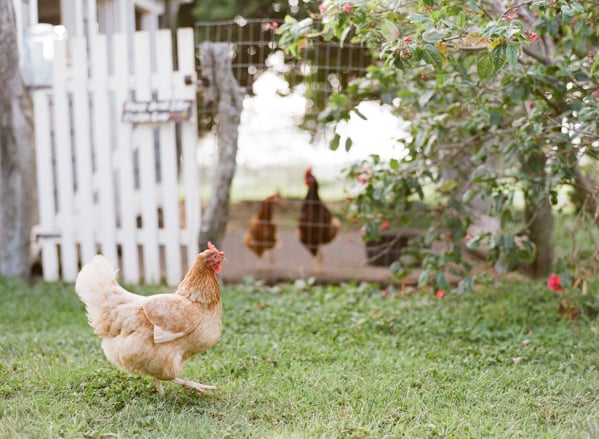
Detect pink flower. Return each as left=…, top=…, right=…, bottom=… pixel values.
left=342, top=3, right=352, bottom=14
left=547, top=274, right=564, bottom=293
left=526, top=30, right=539, bottom=43
left=358, top=175, right=367, bottom=184
left=381, top=289, right=389, bottom=297
left=318, top=3, right=326, bottom=12
left=436, top=290, right=446, bottom=298
left=594, top=90, right=599, bottom=99
left=381, top=221, right=389, bottom=230
left=403, top=35, right=413, bottom=43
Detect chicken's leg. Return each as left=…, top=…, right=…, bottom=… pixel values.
left=312, top=248, right=324, bottom=274
left=172, top=378, right=218, bottom=392
left=154, top=378, right=165, bottom=395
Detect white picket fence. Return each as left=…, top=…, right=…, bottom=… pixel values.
left=32, top=28, right=201, bottom=285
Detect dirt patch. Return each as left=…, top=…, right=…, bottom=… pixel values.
left=218, top=201, right=495, bottom=286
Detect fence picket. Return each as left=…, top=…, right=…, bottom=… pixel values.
left=91, top=34, right=118, bottom=265
left=134, top=31, right=160, bottom=283
left=177, top=28, right=201, bottom=265
left=112, top=32, right=140, bottom=282
left=52, top=39, right=79, bottom=281
left=155, top=29, right=182, bottom=285
left=71, top=38, right=96, bottom=264
left=32, top=91, right=59, bottom=281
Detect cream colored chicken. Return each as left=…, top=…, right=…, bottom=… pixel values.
left=75, top=242, right=225, bottom=395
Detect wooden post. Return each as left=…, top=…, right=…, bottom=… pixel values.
left=0, top=0, right=37, bottom=278
left=197, top=42, right=244, bottom=249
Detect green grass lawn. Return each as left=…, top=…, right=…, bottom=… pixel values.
left=1, top=275, right=598, bottom=438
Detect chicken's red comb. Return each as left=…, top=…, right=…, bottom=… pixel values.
left=207, top=241, right=225, bottom=259
left=304, top=167, right=313, bottom=177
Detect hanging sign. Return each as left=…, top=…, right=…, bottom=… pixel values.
left=122, top=100, right=193, bottom=123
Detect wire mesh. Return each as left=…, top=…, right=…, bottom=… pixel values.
left=194, top=19, right=385, bottom=282
left=194, top=18, right=371, bottom=127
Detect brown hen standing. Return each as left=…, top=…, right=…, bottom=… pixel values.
left=75, top=243, right=225, bottom=395
left=298, top=168, right=340, bottom=271
left=243, top=193, right=280, bottom=265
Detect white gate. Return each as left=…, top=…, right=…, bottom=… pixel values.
left=32, top=28, right=200, bottom=285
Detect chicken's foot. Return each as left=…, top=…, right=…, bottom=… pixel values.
left=172, top=378, right=218, bottom=392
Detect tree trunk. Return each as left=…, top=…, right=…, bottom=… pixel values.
left=0, top=0, right=37, bottom=278
left=525, top=196, right=554, bottom=278
left=197, top=42, right=244, bottom=249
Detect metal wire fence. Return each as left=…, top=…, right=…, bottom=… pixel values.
left=194, top=18, right=371, bottom=132
left=193, top=19, right=384, bottom=282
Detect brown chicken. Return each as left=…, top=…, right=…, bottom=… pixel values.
left=298, top=168, right=340, bottom=270
left=74, top=242, right=225, bottom=395
left=243, top=193, right=280, bottom=263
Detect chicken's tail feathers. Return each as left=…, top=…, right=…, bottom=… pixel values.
left=75, top=255, right=125, bottom=331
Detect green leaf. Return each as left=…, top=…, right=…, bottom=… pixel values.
left=477, top=52, right=494, bottom=81
left=353, top=108, right=368, bottom=120
left=381, top=19, right=399, bottom=42
left=500, top=209, right=512, bottom=229
left=344, top=137, right=353, bottom=152
left=390, top=158, right=399, bottom=170
left=330, top=133, right=341, bottom=151
left=591, top=54, right=599, bottom=75
left=422, top=28, right=447, bottom=43
left=462, top=189, right=477, bottom=203
left=436, top=271, right=449, bottom=290
left=489, top=108, right=501, bottom=126
left=339, top=25, right=352, bottom=48
left=418, top=270, right=430, bottom=287
left=456, top=276, right=474, bottom=294
left=422, top=44, right=443, bottom=70
left=505, top=45, right=519, bottom=66
left=491, top=45, right=506, bottom=71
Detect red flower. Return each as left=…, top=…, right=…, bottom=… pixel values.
left=436, top=290, right=446, bottom=298
left=342, top=3, right=352, bottom=14
left=403, top=35, right=413, bottom=43
left=547, top=274, right=564, bottom=293
left=381, top=221, right=389, bottom=230
left=594, top=90, right=599, bottom=99
left=358, top=175, right=367, bottom=184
